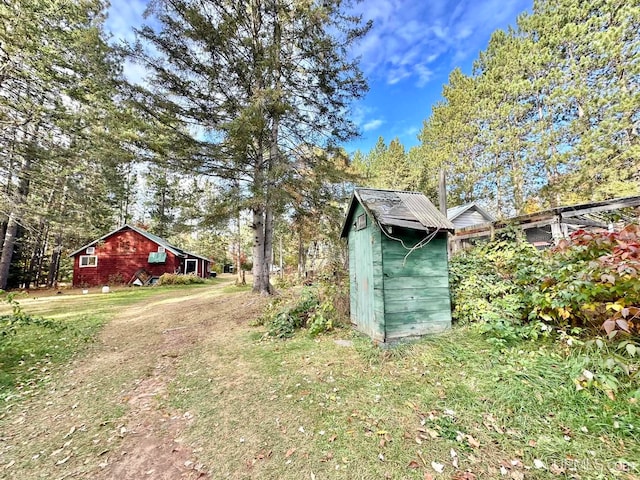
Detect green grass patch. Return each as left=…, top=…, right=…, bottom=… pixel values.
left=222, top=283, right=253, bottom=294
left=0, top=283, right=226, bottom=401
left=168, top=324, right=639, bottom=479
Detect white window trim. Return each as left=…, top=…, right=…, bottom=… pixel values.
left=79, top=255, right=98, bottom=268
left=185, top=259, right=198, bottom=274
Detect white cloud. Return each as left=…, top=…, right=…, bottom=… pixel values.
left=363, top=119, right=384, bottom=132
left=415, top=64, right=433, bottom=87
left=387, top=68, right=411, bottom=85
left=350, top=0, right=531, bottom=87
left=105, top=0, right=147, bottom=44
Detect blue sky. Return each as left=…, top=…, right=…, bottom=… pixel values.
left=105, top=0, right=532, bottom=155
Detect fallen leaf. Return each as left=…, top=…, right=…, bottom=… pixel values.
left=320, top=452, right=333, bottom=462
left=285, top=448, right=296, bottom=458
left=527, top=439, right=537, bottom=447
left=424, top=474, right=434, bottom=480
left=453, top=472, right=477, bottom=480
left=510, top=471, right=524, bottom=480
left=533, top=459, right=545, bottom=469
left=378, top=453, right=385, bottom=462
left=550, top=463, right=565, bottom=475
left=466, top=435, right=481, bottom=448
left=328, top=435, right=337, bottom=443
left=431, top=461, right=445, bottom=473
left=56, top=455, right=71, bottom=465
left=408, top=460, right=420, bottom=469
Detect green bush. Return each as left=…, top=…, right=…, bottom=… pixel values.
left=449, top=225, right=640, bottom=395
left=449, top=231, right=540, bottom=330
left=266, top=287, right=320, bottom=338
left=259, top=270, right=350, bottom=338
left=157, top=273, right=206, bottom=285
left=450, top=224, right=640, bottom=336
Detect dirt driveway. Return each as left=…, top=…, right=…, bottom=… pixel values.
left=1, top=282, right=266, bottom=479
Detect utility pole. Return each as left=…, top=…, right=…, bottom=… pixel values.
left=438, top=168, right=447, bottom=216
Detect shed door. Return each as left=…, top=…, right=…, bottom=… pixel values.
left=350, top=221, right=376, bottom=338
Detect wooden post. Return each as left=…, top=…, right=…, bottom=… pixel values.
left=438, top=169, right=447, bottom=216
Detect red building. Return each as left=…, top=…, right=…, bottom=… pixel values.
left=69, top=224, right=211, bottom=287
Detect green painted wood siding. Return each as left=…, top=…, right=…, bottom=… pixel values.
left=381, top=230, right=451, bottom=341
left=348, top=204, right=384, bottom=342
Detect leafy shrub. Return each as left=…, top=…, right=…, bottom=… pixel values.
left=450, top=225, right=640, bottom=394
left=449, top=233, right=540, bottom=330
left=532, top=225, right=640, bottom=335
left=157, top=273, right=206, bottom=285
left=259, top=270, right=350, bottom=338
left=451, top=224, right=640, bottom=336
left=266, top=287, right=320, bottom=338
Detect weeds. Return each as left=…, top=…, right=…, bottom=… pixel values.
left=259, top=271, right=350, bottom=338
left=157, top=273, right=207, bottom=285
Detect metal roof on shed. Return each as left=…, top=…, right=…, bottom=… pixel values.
left=340, top=188, right=455, bottom=237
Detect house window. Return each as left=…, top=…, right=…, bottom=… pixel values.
left=185, top=259, right=198, bottom=274
left=117, top=239, right=132, bottom=252
left=356, top=213, right=367, bottom=230
left=86, top=246, right=95, bottom=254
left=158, top=246, right=166, bottom=253
left=80, top=255, right=98, bottom=267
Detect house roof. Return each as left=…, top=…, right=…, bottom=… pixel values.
left=69, top=224, right=210, bottom=261
left=447, top=201, right=495, bottom=222
left=340, top=188, right=455, bottom=238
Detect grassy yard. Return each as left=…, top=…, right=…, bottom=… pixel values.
left=0, top=281, right=220, bottom=400
left=168, top=323, right=639, bottom=479
left=0, top=283, right=638, bottom=479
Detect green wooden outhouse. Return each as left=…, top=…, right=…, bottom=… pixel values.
left=340, top=188, right=455, bottom=344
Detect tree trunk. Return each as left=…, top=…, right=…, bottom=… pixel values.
left=0, top=212, right=21, bottom=290
left=252, top=205, right=273, bottom=294
left=47, top=229, right=64, bottom=289
left=235, top=211, right=245, bottom=285
left=25, top=218, right=47, bottom=288
left=0, top=150, right=32, bottom=290
left=34, top=223, right=50, bottom=287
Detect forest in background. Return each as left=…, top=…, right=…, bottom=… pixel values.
left=1, top=0, right=638, bottom=290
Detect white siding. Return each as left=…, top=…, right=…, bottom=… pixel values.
left=451, top=208, right=489, bottom=228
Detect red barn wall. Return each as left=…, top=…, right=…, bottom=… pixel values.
left=72, top=228, right=181, bottom=287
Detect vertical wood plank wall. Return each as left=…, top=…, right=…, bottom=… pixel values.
left=381, top=230, right=451, bottom=340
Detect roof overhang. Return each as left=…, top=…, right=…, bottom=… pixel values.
left=341, top=188, right=455, bottom=238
